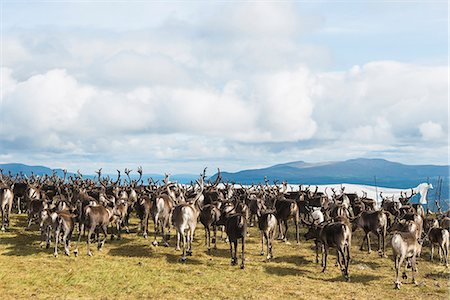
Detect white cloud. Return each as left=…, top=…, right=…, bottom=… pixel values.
left=0, top=66, right=317, bottom=152
left=1, top=4, right=447, bottom=172
left=419, top=121, right=445, bottom=141
left=312, top=61, right=447, bottom=143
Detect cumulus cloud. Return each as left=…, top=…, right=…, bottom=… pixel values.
left=1, top=66, right=316, bottom=144
left=312, top=61, right=447, bottom=143
left=1, top=3, right=448, bottom=172
left=419, top=121, right=445, bottom=141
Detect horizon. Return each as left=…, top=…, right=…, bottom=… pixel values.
left=1, top=2, right=448, bottom=173
left=1, top=157, right=448, bottom=175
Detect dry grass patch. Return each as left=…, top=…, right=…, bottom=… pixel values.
left=0, top=214, right=448, bottom=299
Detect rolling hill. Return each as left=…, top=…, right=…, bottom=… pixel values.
left=210, top=158, right=449, bottom=203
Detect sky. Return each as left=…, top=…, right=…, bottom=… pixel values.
left=0, top=1, right=448, bottom=175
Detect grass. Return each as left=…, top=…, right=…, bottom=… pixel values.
left=0, top=214, right=448, bottom=299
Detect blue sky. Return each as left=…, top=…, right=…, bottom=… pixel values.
left=1, top=1, right=448, bottom=174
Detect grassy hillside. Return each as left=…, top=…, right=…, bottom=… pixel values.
left=0, top=214, right=448, bottom=299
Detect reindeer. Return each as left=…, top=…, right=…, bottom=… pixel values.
left=53, top=210, right=76, bottom=257
left=39, top=208, right=58, bottom=249
left=426, top=227, right=449, bottom=267
left=151, top=179, right=175, bottom=247
left=134, top=192, right=153, bottom=238
left=439, top=217, right=450, bottom=230
left=273, top=196, right=300, bottom=243
left=392, top=232, right=423, bottom=289
left=172, top=176, right=204, bottom=262
left=123, top=167, right=143, bottom=231
left=258, top=209, right=277, bottom=260
left=74, top=204, right=113, bottom=256
left=360, top=191, right=376, bottom=211
left=0, top=181, right=15, bottom=231
left=352, top=210, right=388, bottom=257
left=200, top=202, right=221, bottom=254
left=110, top=197, right=129, bottom=240
left=223, top=210, right=247, bottom=269
left=13, top=181, right=27, bottom=214
left=248, top=194, right=267, bottom=227
left=303, top=219, right=352, bottom=281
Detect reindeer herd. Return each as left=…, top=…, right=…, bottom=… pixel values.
left=0, top=167, right=449, bottom=289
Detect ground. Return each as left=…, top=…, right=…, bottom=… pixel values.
left=0, top=215, right=448, bottom=299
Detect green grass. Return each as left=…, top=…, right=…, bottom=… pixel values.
left=0, top=214, right=448, bottom=299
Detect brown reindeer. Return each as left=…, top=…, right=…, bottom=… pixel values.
left=172, top=177, right=204, bottom=262
left=392, top=232, right=423, bottom=289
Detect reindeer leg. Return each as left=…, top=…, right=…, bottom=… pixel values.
left=74, top=223, right=84, bottom=257
left=377, top=231, right=382, bottom=256
left=206, top=226, right=210, bottom=254
left=411, top=255, right=417, bottom=285
left=97, top=229, right=102, bottom=250
left=394, top=255, right=401, bottom=289
left=277, top=221, right=283, bottom=240
left=64, top=230, right=71, bottom=256
left=322, top=244, right=328, bottom=272
left=366, top=232, right=371, bottom=254
left=54, top=225, right=60, bottom=257
left=17, top=197, right=22, bottom=214
left=124, top=214, right=130, bottom=234
left=269, top=229, right=274, bottom=259
left=402, top=257, right=408, bottom=280
left=438, top=244, right=442, bottom=262
left=176, top=231, right=181, bottom=251
left=315, top=240, right=319, bottom=264
left=117, top=220, right=122, bottom=240
left=240, top=237, right=245, bottom=269
left=7, top=203, right=12, bottom=228
left=187, top=228, right=193, bottom=256
left=234, top=240, right=238, bottom=266
left=345, top=244, right=351, bottom=280
left=26, top=210, right=33, bottom=230
left=163, top=220, right=170, bottom=247
left=266, top=232, right=271, bottom=260
left=335, top=251, right=339, bottom=267
left=152, top=215, right=159, bottom=246
left=229, top=239, right=234, bottom=265
left=87, top=226, right=94, bottom=256
left=143, top=213, right=149, bottom=239
left=260, top=231, right=265, bottom=256
left=181, top=231, right=187, bottom=262
left=431, top=243, right=434, bottom=261
left=360, top=234, right=366, bottom=251
left=100, top=225, right=108, bottom=250
left=444, top=242, right=449, bottom=268
left=213, top=225, right=217, bottom=250
left=1, top=207, right=6, bottom=231
left=336, top=248, right=343, bottom=271
left=283, top=221, right=288, bottom=242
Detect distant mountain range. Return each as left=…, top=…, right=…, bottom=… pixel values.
left=210, top=158, right=449, bottom=204
left=211, top=158, right=448, bottom=185
left=0, top=163, right=199, bottom=184
left=1, top=159, right=448, bottom=204
left=0, top=163, right=73, bottom=178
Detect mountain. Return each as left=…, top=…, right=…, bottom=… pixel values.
left=1, top=160, right=448, bottom=210
left=211, top=158, right=448, bottom=185
left=0, top=163, right=72, bottom=177
left=210, top=158, right=449, bottom=205
left=0, top=163, right=199, bottom=184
